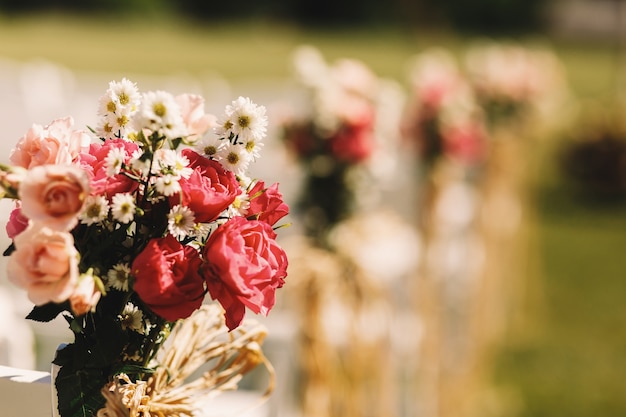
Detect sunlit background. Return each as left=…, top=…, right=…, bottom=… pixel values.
left=1, top=1, right=626, bottom=416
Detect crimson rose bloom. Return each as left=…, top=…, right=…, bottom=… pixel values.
left=79, top=139, right=139, bottom=198
left=201, top=216, right=288, bottom=330
left=174, top=149, right=241, bottom=223
left=132, top=234, right=205, bottom=321
left=247, top=180, right=289, bottom=226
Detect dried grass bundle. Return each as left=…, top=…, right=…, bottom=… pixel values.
left=97, top=304, right=274, bottom=417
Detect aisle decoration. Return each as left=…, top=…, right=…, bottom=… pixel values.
left=401, top=43, right=569, bottom=417
left=0, top=78, right=289, bottom=417
left=278, top=46, right=410, bottom=417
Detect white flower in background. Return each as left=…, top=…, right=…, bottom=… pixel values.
left=105, top=147, right=126, bottom=177
left=80, top=195, right=110, bottom=225
left=107, top=263, right=131, bottom=292
left=111, top=193, right=136, bottom=224
left=167, top=205, right=196, bottom=239
left=136, top=90, right=186, bottom=138
left=119, top=303, right=145, bottom=333
left=154, top=174, right=181, bottom=197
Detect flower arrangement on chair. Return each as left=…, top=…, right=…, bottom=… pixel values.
left=0, top=78, right=289, bottom=417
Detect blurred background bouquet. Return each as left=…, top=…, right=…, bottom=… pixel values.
left=0, top=78, right=289, bottom=417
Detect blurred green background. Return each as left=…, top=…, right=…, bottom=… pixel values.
left=1, top=1, right=625, bottom=416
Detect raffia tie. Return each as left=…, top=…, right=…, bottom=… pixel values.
left=96, top=304, right=274, bottom=417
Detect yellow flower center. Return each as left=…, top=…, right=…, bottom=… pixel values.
left=238, top=115, right=250, bottom=129
left=153, top=103, right=167, bottom=118
left=119, top=92, right=130, bottom=105
left=227, top=152, right=240, bottom=165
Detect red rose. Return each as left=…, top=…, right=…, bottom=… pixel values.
left=201, top=217, right=288, bottom=330
left=247, top=180, right=289, bottom=226
left=132, top=235, right=205, bottom=321
left=174, top=149, right=241, bottom=223
left=79, top=139, right=139, bottom=198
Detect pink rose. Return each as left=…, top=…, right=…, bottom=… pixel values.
left=69, top=274, right=101, bottom=316
left=132, top=235, right=205, bottom=321
left=6, top=202, right=29, bottom=239
left=10, top=117, right=90, bottom=169
left=175, top=94, right=217, bottom=140
left=79, top=139, right=139, bottom=198
left=6, top=223, right=79, bottom=305
left=201, top=217, right=288, bottom=330
left=247, top=180, right=289, bottom=226
left=174, top=149, right=241, bottom=223
left=19, top=164, right=90, bottom=232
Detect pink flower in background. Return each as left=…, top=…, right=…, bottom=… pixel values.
left=79, top=138, right=140, bottom=198
left=247, top=180, right=289, bottom=226
left=6, top=203, right=29, bottom=239
left=176, top=93, right=217, bottom=140
left=10, top=117, right=89, bottom=169
left=132, top=235, right=205, bottom=321
left=176, top=149, right=241, bottom=223
left=6, top=223, right=79, bottom=305
left=19, top=164, right=90, bottom=232
left=202, top=217, right=288, bottom=330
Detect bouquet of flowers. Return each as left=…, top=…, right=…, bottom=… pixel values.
left=0, top=78, right=289, bottom=417
left=280, top=46, right=403, bottom=244
left=464, top=42, right=568, bottom=130
left=401, top=47, right=488, bottom=170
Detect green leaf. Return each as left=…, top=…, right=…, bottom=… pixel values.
left=26, top=302, right=67, bottom=323
left=54, top=363, right=107, bottom=417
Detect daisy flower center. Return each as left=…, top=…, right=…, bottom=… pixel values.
left=238, top=115, right=250, bottom=128
left=227, top=152, right=240, bottom=164
left=118, top=92, right=130, bottom=105
left=153, top=103, right=167, bottom=118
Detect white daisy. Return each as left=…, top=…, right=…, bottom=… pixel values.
left=217, top=142, right=251, bottom=175
left=136, top=90, right=186, bottom=139
left=154, top=149, right=192, bottom=179
left=105, top=146, right=127, bottom=177
left=80, top=195, right=110, bottom=225
left=225, top=96, right=268, bottom=142
left=108, top=78, right=141, bottom=111
left=97, top=79, right=141, bottom=139
left=243, top=138, right=264, bottom=160
left=107, top=263, right=131, bottom=292
left=154, top=174, right=181, bottom=197
left=229, top=192, right=251, bottom=217
left=119, top=303, right=145, bottom=333
left=129, top=149, right=150, bottom=177
left=167, top=205, right=196, bottom=239
left=111, top=193, right=136, bottom=224
left=191, top=222, right=214, bottom=242
left=194, top=134, right=225, bottom=159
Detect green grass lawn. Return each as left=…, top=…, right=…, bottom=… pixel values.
left=1, top=13, right=624, bottom=416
